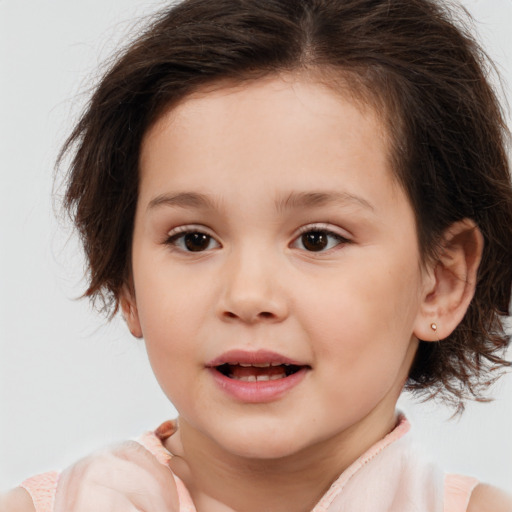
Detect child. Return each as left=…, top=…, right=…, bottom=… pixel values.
left=2, top=0, right=512, bottom=510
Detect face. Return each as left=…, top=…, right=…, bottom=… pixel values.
left=127, top=75, right=432, bottom=461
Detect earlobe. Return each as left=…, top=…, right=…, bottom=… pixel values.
left=120, top=288, right=143, bottom=339
left=414, top=219, right=484, bottom=342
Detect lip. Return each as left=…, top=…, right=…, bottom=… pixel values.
left=206, top=349, right=310, bottom=403
left=206, top=349, right=306, bottom=367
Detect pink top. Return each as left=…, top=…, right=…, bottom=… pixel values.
left=20, top=415, right=478, bottom=512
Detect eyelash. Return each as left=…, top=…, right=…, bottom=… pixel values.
left=292, top=224, right=350, bottom=253
left=164, top=226, right=220, bottom=253
left=163, top=224, right=350, bottom=253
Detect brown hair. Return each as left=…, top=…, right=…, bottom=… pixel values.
left=61, top=0, right=512, bottom=407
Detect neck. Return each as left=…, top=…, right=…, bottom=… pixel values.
left=167, top=405, right=398, bottom=512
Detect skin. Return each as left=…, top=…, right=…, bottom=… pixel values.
left=125, top=74, right=438, bottom=512
left=2, top=74, right=509, bottom=512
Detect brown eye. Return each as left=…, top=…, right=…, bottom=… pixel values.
left=184, top=232, right=211, bottom=251
left=301, top=231, right=329, bottom=251
left=293, top=228, right=348, bottom=252
left=166, top=230, right=220, bottom=252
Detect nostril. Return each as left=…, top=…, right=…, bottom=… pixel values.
left=222, top=310, right=275, bottom=321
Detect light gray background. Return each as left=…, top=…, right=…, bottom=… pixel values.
left=1, top=0, right=511, bottom=493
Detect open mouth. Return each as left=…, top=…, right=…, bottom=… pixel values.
left=207, top=352, right=309, bottom=401
left=215, top=362, right=304, bottom=382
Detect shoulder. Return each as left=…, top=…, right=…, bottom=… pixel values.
left=0, top=487, right=36, bottom=512
left=467, top=484, right=512, bottom=512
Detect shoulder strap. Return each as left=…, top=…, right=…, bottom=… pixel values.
left=19, top=471, right=60, bottom=512
left=444, top=473, right=479, bottom=512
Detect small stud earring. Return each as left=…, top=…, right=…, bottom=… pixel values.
left=430, top=322, right=440, bottom=342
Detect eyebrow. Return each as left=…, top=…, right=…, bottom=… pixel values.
left=146, top=190, right=374, bottom=213
left=147, top=192, right=218, bottom=212
left=277, top=191, right=374, bottom=213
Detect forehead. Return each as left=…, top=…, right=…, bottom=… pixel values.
left=139, top=73, right=394, bottom=186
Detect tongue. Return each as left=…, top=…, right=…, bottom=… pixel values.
left=230, top=365, right=288, bottom=379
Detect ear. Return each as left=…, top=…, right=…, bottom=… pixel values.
left=120, top=286, right=143, bottom=339
left=413, top=219, right=484, bottom=342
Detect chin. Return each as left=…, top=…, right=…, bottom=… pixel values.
left=224, top=437, right=303, bottom=460
left=208, top=421, right=310, bottom=461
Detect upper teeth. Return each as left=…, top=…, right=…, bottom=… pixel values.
left=237, top=362, right=286, bottom=367
left=235, top=374, right=286, bottom=382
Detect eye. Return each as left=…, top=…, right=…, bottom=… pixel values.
left=165, top=228, right=220, bottom=252
left=292, top=227, right=349, bottom=252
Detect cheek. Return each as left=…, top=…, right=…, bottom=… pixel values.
left=298, top=257, right=422, bottom=367
left=133, top=246, right=210, bottom=329
left=301, top=268, right=420, bottom=420
left=132, top=261, right=211, bottom=373
left=139, top=290, right=205, bottom=407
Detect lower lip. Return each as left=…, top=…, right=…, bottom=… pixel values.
left=209, top=367, right=308, bottom=403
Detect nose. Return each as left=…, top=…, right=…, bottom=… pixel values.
left=217, top=249, right=289, bottom=324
